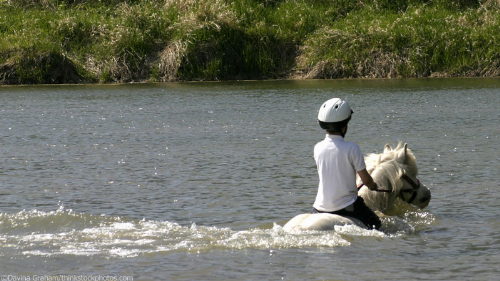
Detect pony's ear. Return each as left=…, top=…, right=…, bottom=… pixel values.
left=384, top=144, right=393, bottom=153
left=397, top=143, right=408, bottom=164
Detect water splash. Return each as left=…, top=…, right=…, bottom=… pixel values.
left=0, top=207, right=433, bottom=258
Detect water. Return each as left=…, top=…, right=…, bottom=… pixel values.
left=0, top=79, right=498, bottom=280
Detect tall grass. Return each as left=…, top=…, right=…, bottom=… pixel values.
left=298, top=1, right=500, bottom=78
left=0, top=0, right=499, bottom=84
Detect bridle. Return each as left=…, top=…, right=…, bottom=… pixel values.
left=400, top=173, right=421, bottom=204
left=358, top=172, right=421, bottom=204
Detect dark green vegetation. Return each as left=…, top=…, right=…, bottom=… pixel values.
left=1, top=0, right=499, bottom=84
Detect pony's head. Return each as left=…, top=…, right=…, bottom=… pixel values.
left=358, top=143, right=431, bottom=215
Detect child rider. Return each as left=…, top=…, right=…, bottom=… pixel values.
left=312, top=98, right=382, bottom=230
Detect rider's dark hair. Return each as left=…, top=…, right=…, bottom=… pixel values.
left=319, top=116, right=351, bottom=134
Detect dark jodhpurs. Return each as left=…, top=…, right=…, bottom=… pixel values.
left=313, top=196, right=382, bottom=230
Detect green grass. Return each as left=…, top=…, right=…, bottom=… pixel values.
left=299, top=1, right=500, bottom=78
left=1, top=0, right=499, bottom=84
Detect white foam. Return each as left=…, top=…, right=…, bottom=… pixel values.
left=3, top=208, right=435, bottom=258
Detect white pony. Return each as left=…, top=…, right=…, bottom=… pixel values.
left=283, top=143, right=431, bottom=232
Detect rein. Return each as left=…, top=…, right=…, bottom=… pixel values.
left=358, top=173, right=421, bottom=203
left=357, top=183, right=391, bottom=193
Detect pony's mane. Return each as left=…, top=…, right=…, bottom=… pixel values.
left=365, top=142, right=418, bottom=178
left=359, top=142, right=419, bottom=213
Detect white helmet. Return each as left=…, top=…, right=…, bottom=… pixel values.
left=318, top=98, right=353, bottom=131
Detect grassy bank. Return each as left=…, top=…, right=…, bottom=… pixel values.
left=1, top=0, right=499, bottom=84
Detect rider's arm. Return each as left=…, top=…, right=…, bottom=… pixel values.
left=358, top=169, right=378, bottom=190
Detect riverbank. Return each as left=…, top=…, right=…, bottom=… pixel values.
left=1, top=0, right=500, bottom=84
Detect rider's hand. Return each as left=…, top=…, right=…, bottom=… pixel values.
left=368, top=182, right=378, bottom=191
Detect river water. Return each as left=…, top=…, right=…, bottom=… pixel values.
left=0, top=79, right=498, bottom=280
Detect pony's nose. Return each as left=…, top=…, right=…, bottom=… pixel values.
left=421, top=194, right=431, bottom=204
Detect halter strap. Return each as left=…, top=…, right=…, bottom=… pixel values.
left=401, top=174, right=421, bottom=204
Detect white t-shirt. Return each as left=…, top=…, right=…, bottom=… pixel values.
left=313, top=134, right=366, bottom=212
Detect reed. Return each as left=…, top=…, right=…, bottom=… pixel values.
left=1, top=0, right=499, bottom=84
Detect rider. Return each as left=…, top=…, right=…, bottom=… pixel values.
left=313, top=98, right=382, bottom=230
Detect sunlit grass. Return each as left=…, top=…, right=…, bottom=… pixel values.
left=0, top=0, right=499, bottom=84
left=298, top=2, right=500, bottom=78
